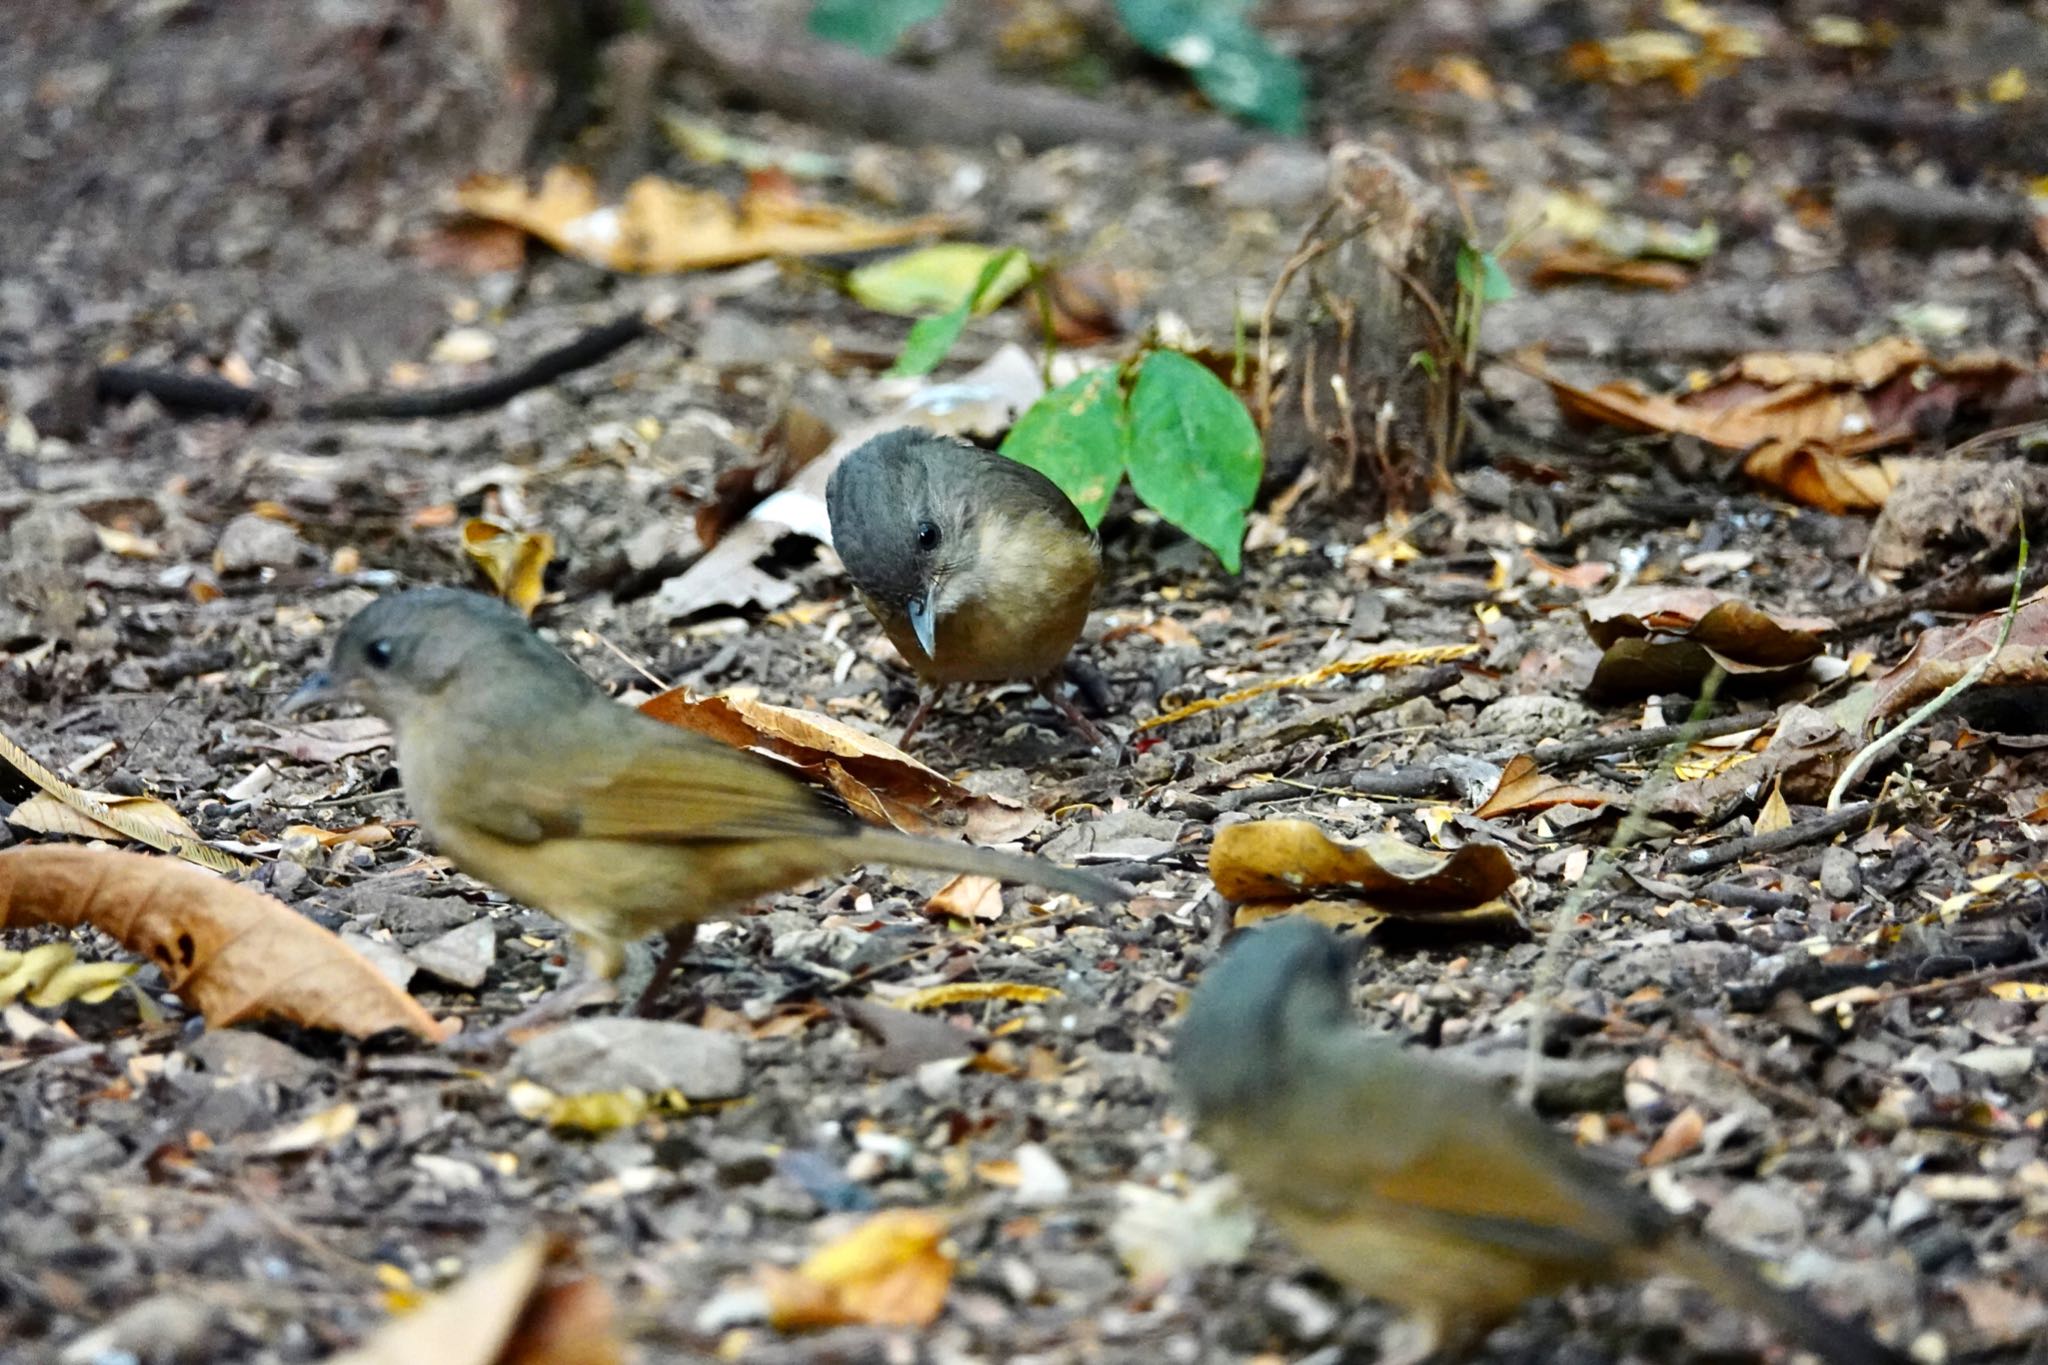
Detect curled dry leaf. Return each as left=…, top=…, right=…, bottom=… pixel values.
left=331, top=1234, right=623, bottom=1365
left=0, top=846, right=447, bottom=1041
left=1210, top=819, right=1518, bottom=912
left=761, top=1210, right=955, bottom=1331
left=1868, top=588, right=2048, bottom=731
left=1474, top=755, right=1616, bottom=820
left=1527, top=337, right=2033, bottom=512
left=457, top=165, right=956, bottom=275
left=639, top=687, right=1039, bottom=842
left=461, top=517, right=556, bottom=618
left=1583, top=587, right=1830, bottom=700
left=6, top=790, right=199, bottom=845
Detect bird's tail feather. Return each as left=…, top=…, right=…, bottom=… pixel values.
left=845, top=828, right=1128, bottom=905
left=1658, top=1233, right=1909, bottom=1365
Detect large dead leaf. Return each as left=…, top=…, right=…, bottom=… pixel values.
left=457, top=165, right=955, bottom=274
left=761, top=1210, right=955, bottom=1331
left=0, top=729, right=245, bottom=873
left=1582, top=588, right=1830, bottom=700
left=1209, top=819, right=1518, bottom=911
left=0, top=846, right=447, bottom=1040
left=7, top=790, right=200, bottom=845
left=331, top=1235, right=623, bottom=1365
left=639, top=689, right=1039, bottom=842
left=1527, top=338, right=2034, bottom=511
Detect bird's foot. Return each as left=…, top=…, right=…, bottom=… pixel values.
left=442, top=975, right=619, bottom=1061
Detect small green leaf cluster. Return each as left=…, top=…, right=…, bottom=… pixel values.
left=1002, top=353, right=1263, bottom=572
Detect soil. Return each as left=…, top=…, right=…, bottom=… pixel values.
left=4, top=3, right=2046, bottom=1363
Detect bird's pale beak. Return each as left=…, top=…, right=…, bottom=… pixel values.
left=283, top=670, right=343, bottom=716
left=905, top=590, right=938, bottom=661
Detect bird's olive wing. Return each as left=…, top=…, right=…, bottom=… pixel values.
left=1270, top=1039, right=1651, bottom=1257
left=456, top=722, right=853, bottom=847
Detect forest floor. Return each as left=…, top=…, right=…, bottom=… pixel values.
left=3, top=2, right=2046, bottom=1363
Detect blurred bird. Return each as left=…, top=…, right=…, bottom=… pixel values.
left=287, top=588, right=1124, bottom=1034
left=1174, top=917, right=1909, bottom=1365
left=826, top=428, right=1108, bottom=750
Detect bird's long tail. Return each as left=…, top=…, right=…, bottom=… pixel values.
left=843, top=827, right=1128, bottom=906
left=1658, top=1232, right=1910, bottom=1365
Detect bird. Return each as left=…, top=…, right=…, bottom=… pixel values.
left=825, top=428, right=1108, bottom=751
left=1173, top=917, right=1910, bottom=1365
left=285, top=588, right=1125, bottom=1036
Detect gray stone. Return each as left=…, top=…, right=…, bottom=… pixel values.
left=512, top=1017, right=746, bottom=1099
left=1954, top=1044, right=2036, bottom=1080
left=1704, top=1181, right=1807, bottom=1256
left=6, top=502, right=98, bottom=564
left=408, top=917, right=497, bottom=990
left=1473, top=693, right=1599, bottom=746
left=1819, top=846, right=1863, bottom=900
left=1215, top=144, right=1329, bottom=212
left=187, top=1029, right=322, bottom=1088
left=59, top=1292, right=216, bottom=1364
left=213, top=512, right=305, bottom=573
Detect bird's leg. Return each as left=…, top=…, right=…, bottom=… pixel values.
left=444, top=940, right=620, bottom=1059
left=632, top=922, right=698, bottom=1017
left=897, top=683, right=946, bottom=748
left=1034, top=673, right=1112, bottom=752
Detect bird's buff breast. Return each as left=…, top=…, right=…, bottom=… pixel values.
left=882, top=512, right=1099, bottom=685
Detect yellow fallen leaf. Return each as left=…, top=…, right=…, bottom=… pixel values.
left=762, top=1210, right=954, bottom=1331
left=1989, top=981, right=2048, bottom=1002
left=0, top=730, right=244, bottom=873
left=895, top=981, right=1060, bottom=1012
left=252, top=1101, right=360, bottom=1155
left=1755, top=779, right=1794, bottom=834
left=461, top=518, right=555, bottom=618
left=0, top=943, right=139, bottom=1006
left=458, top=166, right=957, bottom=275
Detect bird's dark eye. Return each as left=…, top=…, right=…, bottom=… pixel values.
left=915, top=519, right=941, bottom=551
left=363, top=639, right=395, bottom=670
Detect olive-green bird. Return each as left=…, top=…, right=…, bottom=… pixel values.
left=1174, top=917, right=1909, bottom=1364
left=286, top=588, right=1124, bottom=1029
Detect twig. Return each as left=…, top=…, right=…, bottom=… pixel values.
left=1674, top=801, right=1892, bottom=875
left=97, top=303, right=666, bottom=424
left=1519, top=710, right=1775, bottom=769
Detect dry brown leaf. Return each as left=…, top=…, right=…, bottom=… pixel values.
left=0, top=846, right=447, bottom=1040
left=332, top=1234, right=620, bottom=1365
left=1528, top=247, right=1692, bottom=291
left=1583, top=588, right=1830, bottom=700
left=1868, top=588, right=2048, bottom=728
left=1474, top=755, right=1616, bottom=820
left=461, top=518, right=556, bottom=618
left=639, top=687, right=1039, bottom=841
left=1641, top=1106, right=1706, bottom=1167
left=895, top=981, right=1060, bottom=1012
left=7, top=790, right=199, bottom=845
left=762, top=1210, right=955, bottom=1331
left=281, top=822, right=396, bottom=849
left=1209, top=820, right=1518, bottom=912
left=457, top=165, right=955, bottom=274
left=252, top=717, right=394, bottom=764
left=924, top=874, right=1004, bottom=922
left=0, top=729, right=245, bottom=873
left=1527, top=338, right=2034, bottom=511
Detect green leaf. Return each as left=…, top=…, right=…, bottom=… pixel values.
left=1000, top=368, right=1129, bottom=526
left=849, top=243, right=1033, bottom=317
left=1125, top=351, right=1263, bottom=571
left=885, top=249, right=1030, bottom=378
left=1456, top=244, right=1515, bottom=304
left=1113, top=0, right=1306, bottom=133
left=808, top=0, right=947, bottom=56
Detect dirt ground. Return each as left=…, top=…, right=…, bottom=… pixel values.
left=4, top=2, right=2047, bottom=1363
